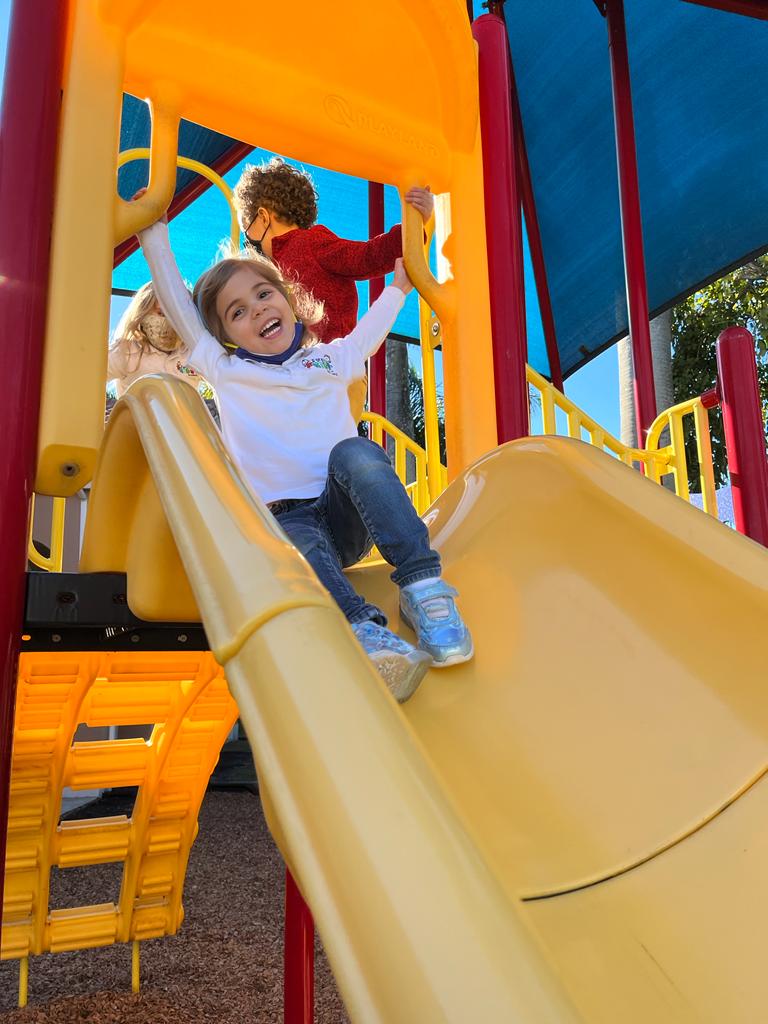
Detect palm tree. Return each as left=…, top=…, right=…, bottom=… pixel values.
left=618, top=309, right=674, bottom=448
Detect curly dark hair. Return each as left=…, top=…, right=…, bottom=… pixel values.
left=233, top=157, right=319, bottom=231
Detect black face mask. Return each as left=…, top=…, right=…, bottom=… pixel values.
left=244, top=218, right=270, bottom=256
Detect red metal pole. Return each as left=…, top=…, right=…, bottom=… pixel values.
left=284, top=869, right=314, bottom=1023
left=367, top=182, right=387, bottom=416
left=604, top=0, right=657, bottom=440
left=0, top=0, right=69, bottom=932
left=716, top=327, right=768, bottom=546
left=473, top=14, right=529, bottom=442
left=507, top=52, right=564, bottom=391
left=113, top=140, right=254, bottom=267
left=681, top=0, right=768, bottom=20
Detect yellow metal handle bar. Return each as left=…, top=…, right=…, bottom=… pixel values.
left=402, top=199, right=456, bottom=324
left=114, top=86, right=181, bottom=245
left=415, top=215, right=447, bottom=504
left=27, top=495, right=66, bottom=572
left=117, top=148, right=240, bottom=250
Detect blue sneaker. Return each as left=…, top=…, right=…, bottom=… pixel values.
left=352, top=620, right=431, bottom=703
left=399, top=579, right=473, bottom=667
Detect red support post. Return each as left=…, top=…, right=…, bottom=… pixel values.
left=507, top=54, right=564, bottom=391
left=113, top=140, right=254, bottom=267
left=367, top=182, right=387, bottom=416
left=284, top=869, right=314, bottom=1024
left=716, top=327, right=768, bottom=546
left=473, top=14, right=529, bottom=442
left=0, top=0, right=69, bottom=932
left=604, top=0, right=657, bottom=440
left=681, top=0, right=768, bottom=20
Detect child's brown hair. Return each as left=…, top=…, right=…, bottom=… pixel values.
left=192, top=249, right=323, bottom=350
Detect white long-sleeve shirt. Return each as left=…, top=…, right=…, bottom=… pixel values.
left=140, top=221, right=405, bottom=504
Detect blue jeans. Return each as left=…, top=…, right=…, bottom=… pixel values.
left=275, top=437, right=441, bottom=625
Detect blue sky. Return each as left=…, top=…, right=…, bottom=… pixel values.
left=0, top=1, right=621, bottom=438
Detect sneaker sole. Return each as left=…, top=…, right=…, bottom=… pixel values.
left=370, top=649, right=432, bottom=703
left=399, top=606, right=474, bottom=669
left=429, top=644, right=474, bottom=668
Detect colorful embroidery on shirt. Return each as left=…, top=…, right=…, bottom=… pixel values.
left=301, top=355, right=338, bottom=376
left=177, top=363, right=200, bottom=377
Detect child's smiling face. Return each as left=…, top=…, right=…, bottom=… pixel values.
left=216, top=266, right=297, bottom=354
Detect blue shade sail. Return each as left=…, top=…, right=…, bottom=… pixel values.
left=507, top=0, right=768, bottom=377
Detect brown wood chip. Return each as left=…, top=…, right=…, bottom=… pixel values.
left=0, top=791, right=349, bottom=1023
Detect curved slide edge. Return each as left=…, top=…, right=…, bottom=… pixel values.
left=80, top=376, right=582, bottom=1023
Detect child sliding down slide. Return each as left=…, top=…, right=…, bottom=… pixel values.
left=137, top=202, right=472, bottom=702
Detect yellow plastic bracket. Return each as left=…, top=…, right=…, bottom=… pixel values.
left=114, top=86, right=181, bottom=245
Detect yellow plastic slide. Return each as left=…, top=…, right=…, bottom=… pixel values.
left=82, top=378, right=768, bottom=1022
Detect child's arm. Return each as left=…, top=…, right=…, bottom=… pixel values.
left=312, top=224, right=402, bottom=280
left=138, top=221, right=221, bottom=380
left=336, top=259, right=411, bottom=366
left=312, top=187, right=433, bottom=280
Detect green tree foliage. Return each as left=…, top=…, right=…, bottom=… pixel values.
left=672, top=255, right=768, bottom=487
left=408, top=363, right=446, bottom=463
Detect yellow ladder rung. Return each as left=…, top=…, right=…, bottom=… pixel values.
left=65, top=738, right=150, bottom=790
left=55, top=816, right=132, bottom=867
left=48, top=904, right=119, bottom=953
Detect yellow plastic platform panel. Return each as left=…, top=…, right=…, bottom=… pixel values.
left=36, top=0, right=496, bottom=497
left=346, top=435, right=768, bottom=901
left=79, top=376, right=583, bottom=1023
left=1, top=650, right=237, bottom=961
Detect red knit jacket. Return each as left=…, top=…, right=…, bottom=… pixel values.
left=271, top=223, right=402, bottom=343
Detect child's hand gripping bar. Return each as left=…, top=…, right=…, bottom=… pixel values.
left=114, top=84, right=180, bottom=243
left=401, top=195, right=456, bottom=326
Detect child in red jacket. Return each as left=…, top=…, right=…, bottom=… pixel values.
left=233, top=157, right=433, bottom=343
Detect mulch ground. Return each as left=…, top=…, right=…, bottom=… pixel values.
left=0, top=789, right=349, bottom=1023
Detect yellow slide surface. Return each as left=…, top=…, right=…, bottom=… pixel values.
left=82, top=378, right=768, bottom=1022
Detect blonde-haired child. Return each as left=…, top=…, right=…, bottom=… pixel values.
left=138, top=210, right=472, bottom=703
left=107, top=281, right=202, bottom=397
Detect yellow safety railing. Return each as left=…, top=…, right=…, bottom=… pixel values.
left=117, top=149, right=240, bottom=250
left=27, top=495, right=66, bottom=572
left=527, top=365, right=719, bottom=517
left=645, top=396, right=718, bottom=514
left=362, top=413, right=431, bottom=515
